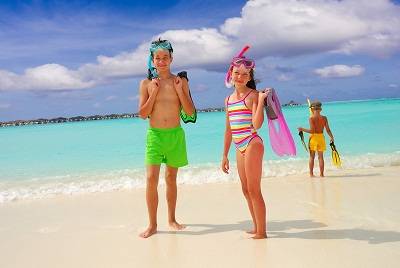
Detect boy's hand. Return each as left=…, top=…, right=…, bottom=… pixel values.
left=297, top=127, right=303, bottom=132
left=221, top=157, right=229, bottom=174
left=174, top=76, right=183, bottom=93
left=149, top=79, right=160, bottom=95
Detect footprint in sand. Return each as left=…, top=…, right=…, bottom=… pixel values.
left=37, top=226, right=60, bottom=233
left=100, top=224, right=127, bottom=229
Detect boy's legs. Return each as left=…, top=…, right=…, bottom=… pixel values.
left=245, top=137, right=266, bottom=239
left=309, top=151, right=316, bottom=177
left=140, top=164, right=161, bottom=238
left=317, top=151, right=324, bottom=177
left=165, top=165, right=185, bottom=230
left=236, top=149, right=256, bottom=234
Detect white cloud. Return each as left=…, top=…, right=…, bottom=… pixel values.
left=1, top=0, right=399, bottom=91
left=128, top=95, right=140, bottom=101
left=0, top=64, right=95, bottom=90
left=105, top=95, right=117, bottom=101
left=389, top=84, right=398, bottom=88
left=276, top=74, right=293, bottom=81
left=0, top=103, right=11, bottom=109
left=221, top=0, right=400, bottom=58
left=192, top=83, right=209, bottom=92
left=314, top=64, right=365, bottom=78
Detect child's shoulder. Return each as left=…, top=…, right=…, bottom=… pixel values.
left=248, top=89, right=259, bottom=100
left=140, top=78, right=151, bottom=85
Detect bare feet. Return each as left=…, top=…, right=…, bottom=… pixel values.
left=169, top=221, right=186, bottom=231
left=310, top=174, right=315, bottom=178
left=252, top=233, right=267, bottom=239
left=139, top=226, right=157, bottom=238
left=246, top=230, right=256, bottom=234
left=320, top=174, right=324, bottom=177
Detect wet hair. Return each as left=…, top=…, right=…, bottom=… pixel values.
left=246, top=69, right=256, bottom=90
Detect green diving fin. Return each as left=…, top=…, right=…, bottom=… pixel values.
left=329, top=141, right=341, bottom=167
left=177, top=71, right=197, bottom=124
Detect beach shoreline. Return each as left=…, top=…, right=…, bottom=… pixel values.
left=1, top=166, right=399, bottom=267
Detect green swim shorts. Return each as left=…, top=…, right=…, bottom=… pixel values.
left=145, top=126, right=188, bottom=168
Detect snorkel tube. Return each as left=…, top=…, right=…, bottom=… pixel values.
left=225, top=45, right=251, bottom=88
left=147, top=54, right=158, bottom=79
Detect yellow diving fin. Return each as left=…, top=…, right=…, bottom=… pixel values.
left=329, top=141, right=342, bottom=167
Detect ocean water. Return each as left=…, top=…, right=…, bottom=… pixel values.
left=1, top=98, right=399, bottom=202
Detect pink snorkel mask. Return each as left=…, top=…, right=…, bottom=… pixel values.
left=224, top=45, right=255, bottom=88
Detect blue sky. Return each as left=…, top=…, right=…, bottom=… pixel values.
left=0, top=0, right=399, bottom=121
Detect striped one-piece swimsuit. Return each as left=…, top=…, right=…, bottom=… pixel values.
left=227, top=91, right=259, bottom=153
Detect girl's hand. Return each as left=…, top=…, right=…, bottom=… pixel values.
left=174, top=76, right=183, bottom=93
left=149, top=79, right=160, bottom=95
left=258, top=88, right=270, bottom=101
left=221, top=157, right=229, bottom=174
left=297, top=127, right=303, bottom=132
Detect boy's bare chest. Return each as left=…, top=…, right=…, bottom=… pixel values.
left=155, top=82, right=179, bottom=102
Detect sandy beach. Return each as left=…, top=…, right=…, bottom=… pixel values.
left=1, top=166, right=399, bottom=268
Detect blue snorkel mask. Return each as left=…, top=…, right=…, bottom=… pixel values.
left=147, top=39, right=174, bottom=80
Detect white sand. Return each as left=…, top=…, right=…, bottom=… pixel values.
left=1, top=166, right=400, bottom=268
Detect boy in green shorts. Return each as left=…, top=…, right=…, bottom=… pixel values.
left=138, top=39, right=195, bottom=238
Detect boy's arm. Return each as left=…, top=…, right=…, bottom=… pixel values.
left=324, top=116, right=334, bottom=142
left=252, top=91, right=267, bottom=129
left=138, top=79, right=158, bottom=119
left=222, top=100, right=232, bottom=174
left=175, top=77, right=195, bottom=116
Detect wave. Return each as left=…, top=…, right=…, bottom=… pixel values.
left=1, top=151, right=399, bottom=203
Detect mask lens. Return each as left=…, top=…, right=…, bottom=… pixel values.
left=232, top=57, right=254, bottom=68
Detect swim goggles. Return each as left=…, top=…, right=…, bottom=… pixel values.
left=225, top=45, right=253, bottom=88
left=231, top=57, right=255, bottom=69
left=149, top=39, right=173, bottom=53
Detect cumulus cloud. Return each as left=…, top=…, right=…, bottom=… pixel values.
left=105, top=95, right=117, bottom=101
left=314, top=64, right=365, bottom=78
left=0, top=103, right=11, bottom=109
left=127, top=95, right=140, bottom=101
left=93, top=102, right=101, bottom=108
left=276, top=74, right=293, bottom=81
left=221, top=0, right=400, bottom=58
left=1, top=0, right=399, bottom=91
left=0, top=64, right=95, bottom=90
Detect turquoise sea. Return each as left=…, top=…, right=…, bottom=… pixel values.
left=1, top=98, right=399, bottom=202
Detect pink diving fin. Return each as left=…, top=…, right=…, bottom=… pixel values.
left=264, top=88, right=296, bottom=157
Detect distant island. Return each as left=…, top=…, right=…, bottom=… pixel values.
left=0, top=101, right=301, bottom=127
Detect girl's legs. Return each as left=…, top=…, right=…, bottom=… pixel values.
left=140, top=164, right=161, bottom=238
left=245, top=137, right=266, bottom=239
left=236, top=150, right=257, bottom=234
left=309, top=151, right=316, bottom=177
left=317, top=151, right=324, bottom=177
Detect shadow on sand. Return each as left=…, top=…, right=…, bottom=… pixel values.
left=157, top=219, right=400, bottom=244
left=158, top=219, right=324, bottom=236
left=326, top=173, right=381, bottom=178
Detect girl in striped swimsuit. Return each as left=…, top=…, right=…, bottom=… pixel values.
left=221, top=52, right=268, bottom=239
